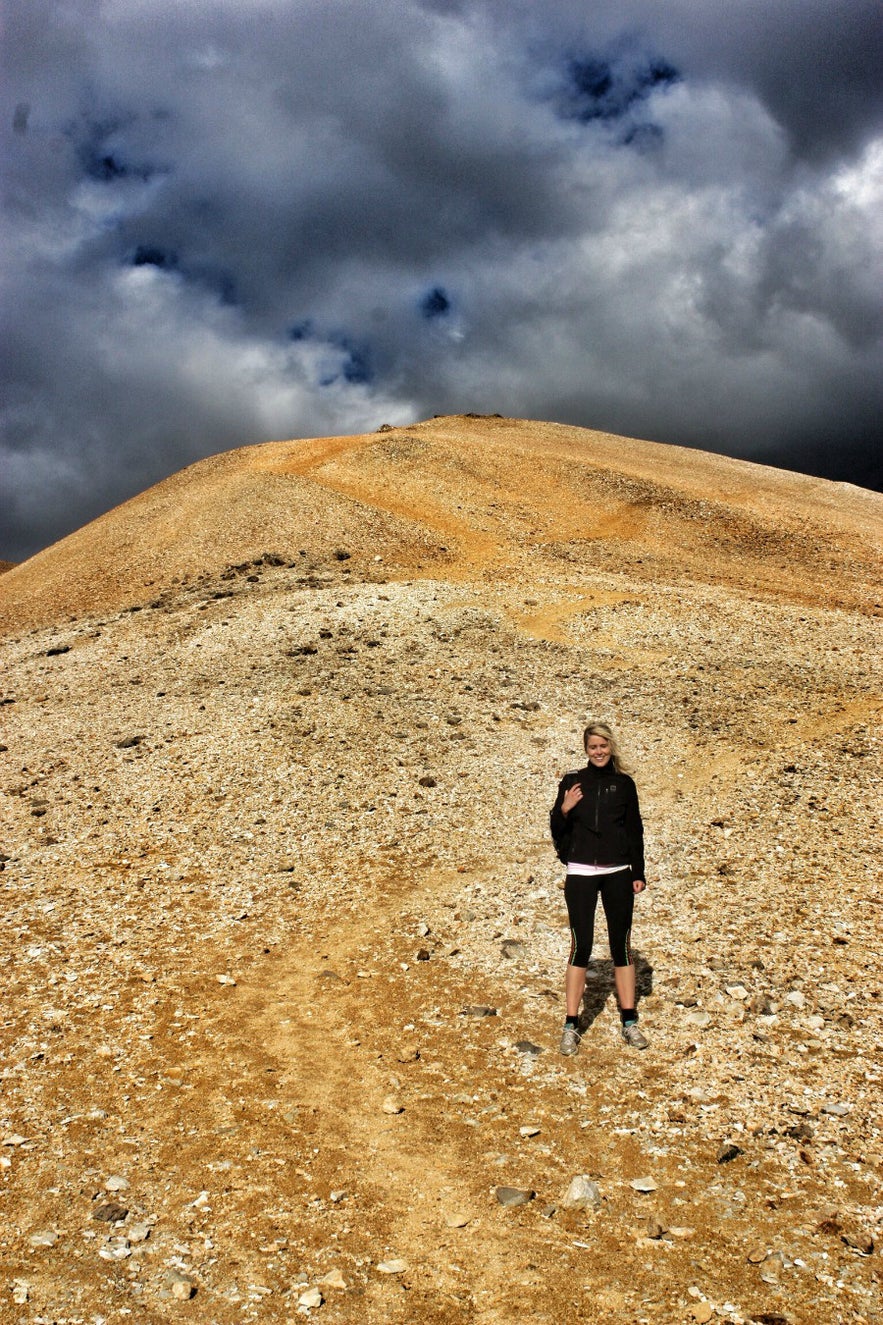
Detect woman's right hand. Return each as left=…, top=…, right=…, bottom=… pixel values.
left=561, top=783, right=583, bottom=815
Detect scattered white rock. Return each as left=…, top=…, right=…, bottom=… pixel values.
left=28, top=1229, right=59, bottom=1248
left=165, top=1270, right=197, bottom=1300
left=684, top=1010, right=712, bottom=1029
left=562, top=1175, right=601, bottom=1210
left=317, top=1268, right=347, bottom=1290
left=98, top=1243, right=131, bottom=1261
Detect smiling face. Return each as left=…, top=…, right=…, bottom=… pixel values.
left=585, top=733, right=612, bottom=767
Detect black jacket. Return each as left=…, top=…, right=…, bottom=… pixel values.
left=550, top=761, right=645, bottom=879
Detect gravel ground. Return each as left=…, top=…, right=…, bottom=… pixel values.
left=0, top=415, right=881, bottom=1325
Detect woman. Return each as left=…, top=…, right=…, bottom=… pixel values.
left=550, top=722, right=648, bottom=1053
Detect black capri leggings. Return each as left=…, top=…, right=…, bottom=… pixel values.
left=564, top=870, right=634, bottom=968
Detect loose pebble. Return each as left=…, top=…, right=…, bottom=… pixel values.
left=317, top=1268, right=347, bottom=1290
left=495, top=1187, right=535, bottom=1207
left=562, top=1175, right=602, bottom=1210
left=28, top=1230, right=59, bottom=1248
left=514, top=1040, right=543, bottom=1057
left=165, top=1271, right=197, bottom=1300
left=842, top=1227, right=874, bottom=1255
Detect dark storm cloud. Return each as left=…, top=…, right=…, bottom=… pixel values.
left=1, top=0, right=881, bottom=559
left=425, top=0, right=883, bottom=161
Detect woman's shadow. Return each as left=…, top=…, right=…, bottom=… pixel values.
left=579, top=951, right=654, bottom=1030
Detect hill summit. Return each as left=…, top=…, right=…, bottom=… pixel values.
left=1, top=416, right=880, bottom=1322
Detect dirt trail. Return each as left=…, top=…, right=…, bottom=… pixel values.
left=194, top=868, right=555, bottom=1323
left=507, top=589, right=643, bottom=644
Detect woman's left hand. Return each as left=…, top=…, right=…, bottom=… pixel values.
left=633, top=878, right=647, bottom=893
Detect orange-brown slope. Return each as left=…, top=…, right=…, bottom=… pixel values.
left=1, top=415, right=880, bottom=635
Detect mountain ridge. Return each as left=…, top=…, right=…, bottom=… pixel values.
left=2, top=415, right=880, bottom=635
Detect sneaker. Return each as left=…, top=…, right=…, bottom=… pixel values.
left=621, top=1021, right=648, bottom=1050
left=559, top=1025, right=581, bottom=1056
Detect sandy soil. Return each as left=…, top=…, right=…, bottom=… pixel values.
left=0, top=416, right=881, bottom=1325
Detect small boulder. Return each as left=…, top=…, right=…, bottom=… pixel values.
left=561, top=1175, right=601, bottom=1210
left=495, top=1187, right=535, bottom=1207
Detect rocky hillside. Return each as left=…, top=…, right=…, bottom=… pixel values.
left=1, top=415, right=880, bottom=1324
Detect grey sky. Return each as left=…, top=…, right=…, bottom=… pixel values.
left=2, top=0, right=881, bottom=561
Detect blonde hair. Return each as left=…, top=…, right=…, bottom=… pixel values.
left=583, top=722, right=635, bottom=775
